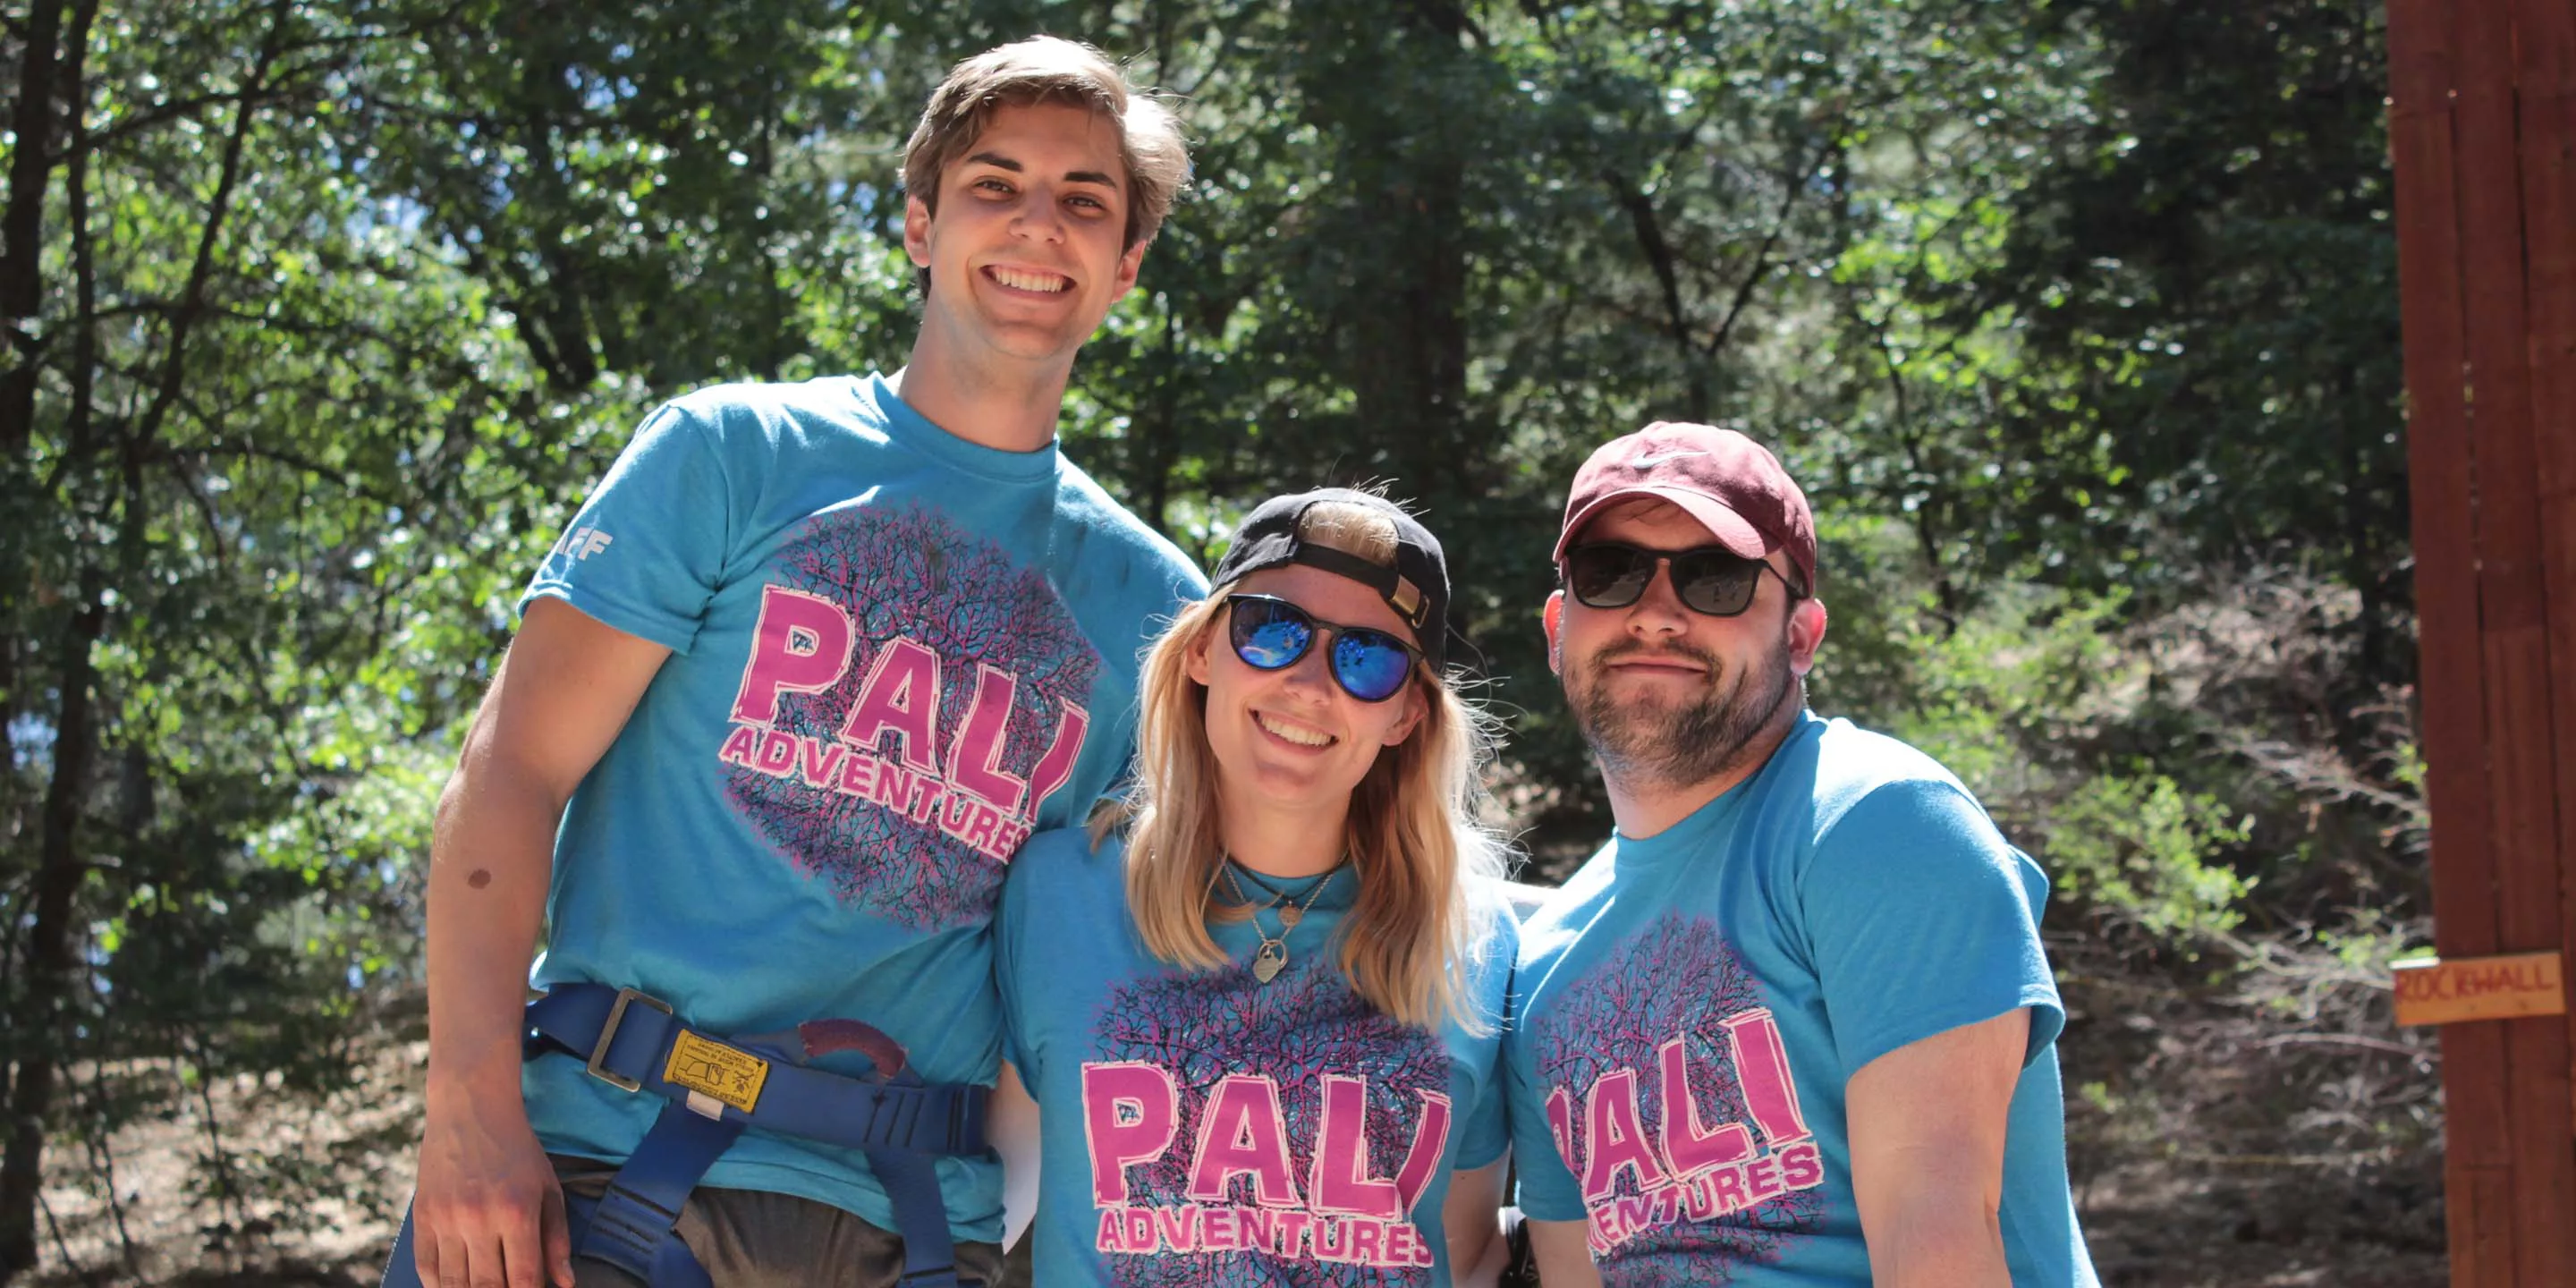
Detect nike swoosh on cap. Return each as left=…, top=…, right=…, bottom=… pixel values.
left=1627, top=449, right=1707, bottom=469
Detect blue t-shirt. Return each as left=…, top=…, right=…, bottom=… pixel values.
left=515, top=374, right=1205, bottom=1241
left=1504, top=712, right=2098, bottom=1287
left=997, top=827, right=1515, bottom=1286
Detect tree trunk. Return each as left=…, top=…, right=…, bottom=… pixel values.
left=1339, top=0, right=1470, bottom=497
left=0, top=0, right=72, bottom=458
left=0, top=586, right=104, bottom=1281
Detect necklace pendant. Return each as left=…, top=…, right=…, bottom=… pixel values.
left=1278, top=906, right=1303, bottom=929
left=1252, top=942, right=1288, bottom=983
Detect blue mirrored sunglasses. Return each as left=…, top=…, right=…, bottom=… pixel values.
left=1224, top=594, right=1422, bottom=703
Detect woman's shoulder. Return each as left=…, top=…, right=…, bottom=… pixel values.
left=1004, top=825, right=1129, bottom=905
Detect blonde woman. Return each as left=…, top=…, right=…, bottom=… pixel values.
left=991, top=488, right=1514, bottom=1286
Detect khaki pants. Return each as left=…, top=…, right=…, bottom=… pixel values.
left=552, top=1155, right=1007, bottom=1288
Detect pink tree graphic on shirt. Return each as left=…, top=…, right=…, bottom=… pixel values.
left=725, top=504, right=1100, bottom=929
left=1089, top=954, right=1453, bottom=1288
left=1530, top=912, right=1824, bottom=1286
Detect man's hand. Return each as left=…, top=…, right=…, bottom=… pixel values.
left=411, top=1091, right=573, bottom=1288
left=414, top=597, right=670, bottom=1288
left=1847, top=1007, right=2029, bottom=1288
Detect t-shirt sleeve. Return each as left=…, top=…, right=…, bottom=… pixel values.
left=1453, top=908, right=1517, bottom=1172
left=993, top=850, right=1044, bottom=1081
left=518, top=402, right=733, bottom=654
left=1503, top=968, right=1588, bottom=1222
left=1097, top=565, right=1210, bottom=802
left=1800, top=778, right=2064, bottom=1080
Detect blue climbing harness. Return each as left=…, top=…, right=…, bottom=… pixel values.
left=385, top=983, right=989, bottom=1288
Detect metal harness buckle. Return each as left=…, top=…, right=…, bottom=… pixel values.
left=587, top=987, right=674, bottom=1092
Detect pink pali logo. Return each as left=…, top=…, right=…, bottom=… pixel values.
left=717, top=505, right=1098, bottom=929
left=1533, top=914, right=1826, bottom=1282
left=1081, top=958, right=1454, bottom=1287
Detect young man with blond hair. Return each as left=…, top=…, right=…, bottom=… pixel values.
left=394, top=37, right=1202, bottom=1288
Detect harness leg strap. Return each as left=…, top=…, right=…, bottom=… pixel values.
left=562, top=1191, right=715, bottom=1288
left=574, top=1100, right=741, bottom=1285
left=381, top=1201, right=423, bottom=1288
left=869, top=1147, right=963, bottom=1288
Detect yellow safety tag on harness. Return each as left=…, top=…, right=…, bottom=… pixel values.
left=664, top=1032, right=769, bottom=1114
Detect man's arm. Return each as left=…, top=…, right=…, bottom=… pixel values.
left=413, top=597, right=671, bottom=1288
left=1845, top=1007, right=2029, bottom=1288
left=1442, top=1159, right=1508, bottom=1287
left=1526, top=1218, right=1600, bottom=1287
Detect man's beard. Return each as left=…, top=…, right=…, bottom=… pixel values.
left=1567, top=636, right=1799, bottom=793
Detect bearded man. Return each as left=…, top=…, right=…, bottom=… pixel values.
left=1503, top=422, right=2100, bottom=1287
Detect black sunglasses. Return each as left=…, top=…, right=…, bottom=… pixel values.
left=1223, top=594, right=1422, bottom=703
left=1560, top=542, right=1803, bottom=617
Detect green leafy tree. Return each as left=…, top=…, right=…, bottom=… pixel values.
left=0, top=1, right=2438, bottom=1275
left=0, top=0, right=550, bottom=1271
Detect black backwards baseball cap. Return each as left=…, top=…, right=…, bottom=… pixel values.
left=1208, top=487, right=1450, bottom=672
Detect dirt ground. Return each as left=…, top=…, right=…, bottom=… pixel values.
left=29, top=1038, right=2448, bottom=1288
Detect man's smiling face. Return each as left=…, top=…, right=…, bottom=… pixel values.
left=1546, top=496, right=1823, bottom=792
left=904, top=100, right=1146, bottom=366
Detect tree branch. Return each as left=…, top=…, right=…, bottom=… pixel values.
left=1845, top=284, right=1963, bottom=631
left=1601, top=165, right=1707, bottom=421
left=1700, top=133, right=1835, bottom=362
left=155, top=442, right=408, bottom=510
left=128, top=0, right=295, bottom=455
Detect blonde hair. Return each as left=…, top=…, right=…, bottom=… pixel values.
left=1097, top=503, right=1505, bottom=1033
left=902, top=36, right=1191, bottom=254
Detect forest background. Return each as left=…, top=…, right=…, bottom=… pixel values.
left=0, top=0, right=2444, bottom=1283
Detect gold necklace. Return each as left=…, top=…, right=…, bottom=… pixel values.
left=1222, top=864, right=1338, bottom=984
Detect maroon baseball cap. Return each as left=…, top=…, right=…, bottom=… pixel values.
left=1554, top=422, right=1817, bottom=593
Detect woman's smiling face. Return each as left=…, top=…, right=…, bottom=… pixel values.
left=1188, top=564, right=1428, bottom=817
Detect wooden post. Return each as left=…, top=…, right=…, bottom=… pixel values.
left=2386, top=0, right=2576, bottom=1281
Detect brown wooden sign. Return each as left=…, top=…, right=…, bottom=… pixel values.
left=2394, top=953, right=2567, bottom=1028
